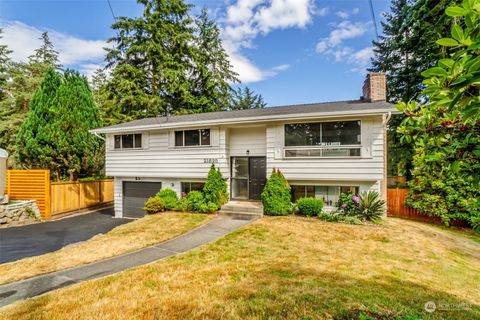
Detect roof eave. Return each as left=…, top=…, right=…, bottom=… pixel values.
left=90, top=108, right=398, bottom=134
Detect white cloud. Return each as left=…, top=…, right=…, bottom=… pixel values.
left=335, top=8, right=359, bottom=19
left=0, top=21, right=106, bottom=72
left=222, top=0, right=315, bottom=83
left=315, top=19, right=373, bottom=73
left=316, top=20, right=369, bottom=53
left=315, top=7, right=329, bottom=17
left=348, top=46, right=373, bottom=72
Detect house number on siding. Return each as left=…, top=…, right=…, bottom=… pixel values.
left=203, top=158, right=219, bottom=164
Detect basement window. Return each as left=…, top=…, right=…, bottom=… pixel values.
left=114, top=134, right=142, bottom=149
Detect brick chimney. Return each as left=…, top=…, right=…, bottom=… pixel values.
left=362, top=73, right=386, bottom=102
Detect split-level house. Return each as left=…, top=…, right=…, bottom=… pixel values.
left=91, top=73, right=395, bottom=218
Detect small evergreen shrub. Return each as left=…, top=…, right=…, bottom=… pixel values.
left=186, top=190, right=218, bottom=213
left=143, top=196, right=165, bottom=214
left=297, top=197, right=324, bottom=217
left=156, top=188, right=179, bottom=210
left=261, top=168, right=292, bottom=216
left=175, top=196, right=189, bottom=212
left=157, top=188, right=177, bottom=199
left=354, top=191, right=386, bottom=222
left=203, top=164, right=228, bottom=206
left=318, top=212, right=340, bottom=222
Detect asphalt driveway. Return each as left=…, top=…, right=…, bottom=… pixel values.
left=0, top=207, right=130, bottom=264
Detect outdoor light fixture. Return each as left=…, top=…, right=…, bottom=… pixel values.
left=246, top=150, right=250, bottom=155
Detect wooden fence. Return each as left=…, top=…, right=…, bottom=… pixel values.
left=6, top=169, right=113, bottom=220
left=7, top=170, right=51, bottom=219
left=387, top=188, right=467, bottom=226
left=50, top=179, right=114, bottom=217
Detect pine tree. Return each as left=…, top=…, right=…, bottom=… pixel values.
left=189, top=7, right=239, bottom=113
left=229, top=87, right=267, bottom=110
left=0, top=32, right=61, bottom=165
left=0, top=28, right=12, bottom=100
left=16, top=69, right=103, bottom=180
left=29, top=32, right=60, bottom=68
left=104, top=0, right=197, bottom=121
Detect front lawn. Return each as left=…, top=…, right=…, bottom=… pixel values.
left=0, top=212, right=212, bottom=285
left=1, top=217, right=479, bottom=319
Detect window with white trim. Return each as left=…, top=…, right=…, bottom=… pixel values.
left=175, top=129, right=210, bottom=147
left=284, top=121, right=361, bottom=158
left=114, top=134, right=142, bottom=149
left=291, top=185, right=359, bottom=206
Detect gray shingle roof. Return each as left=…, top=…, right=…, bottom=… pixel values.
left=92, top=100, right=395, bottom=133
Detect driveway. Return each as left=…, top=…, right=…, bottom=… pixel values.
left=0, top=207, right=130, bottom=264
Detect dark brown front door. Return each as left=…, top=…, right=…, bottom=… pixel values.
left=248, top=157, right=266, bottom=200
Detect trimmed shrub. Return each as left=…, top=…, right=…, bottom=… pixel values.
left=354, top=191, right=386, bottom=222
left=297, top=197, right=324, bottom=217
left=156, top=188, right=179, bottom=210
left=157, top=188, right=177, bottom=199
left=186, top=190, right=218, bottom=213
left=203, top=164, right=228, bottom=206
left=175, top=196, right=189, bottom=212
left=143, top=196, right=165, bottom=214
left=318, top=212, right=340, bottom=222
left=261, top=168, right=291, bottom=216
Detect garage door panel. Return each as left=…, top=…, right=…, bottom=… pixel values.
left=123, top=182, right=162, bottom=218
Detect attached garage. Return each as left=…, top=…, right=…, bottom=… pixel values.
left=122, top=181, right=162, bottom=218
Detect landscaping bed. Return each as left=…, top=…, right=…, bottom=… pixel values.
left=0, top=212, right=212, bottom=285
left=1, top=217, right=478, bottom=319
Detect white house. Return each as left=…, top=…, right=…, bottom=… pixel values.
left=91, top=73, right=395, bottom=218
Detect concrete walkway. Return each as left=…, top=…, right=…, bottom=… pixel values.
left=0, top=214, right=256, bottom=308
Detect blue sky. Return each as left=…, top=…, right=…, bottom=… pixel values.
left=0, top=0, right=391, bottom=106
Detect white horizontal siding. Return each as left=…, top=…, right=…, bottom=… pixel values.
left=106, top=127, right=228, bottom=179
left=228, top=126, right=266, bottom=156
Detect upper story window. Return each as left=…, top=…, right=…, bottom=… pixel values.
left=175, top=129, right=210, bottom=147
left=114, top=134, right=142, bottom=149
left=284, top=121, right=361, bottom=158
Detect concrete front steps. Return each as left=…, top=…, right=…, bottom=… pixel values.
left=219, top=201, right=263, bottom=219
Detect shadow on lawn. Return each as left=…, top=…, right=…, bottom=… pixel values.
left=227, top=266, right=479, bottom=320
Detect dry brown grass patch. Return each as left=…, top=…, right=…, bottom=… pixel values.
left=1, top=216, right=479, bottom=319
left=0, top=212, right=212, bottom=285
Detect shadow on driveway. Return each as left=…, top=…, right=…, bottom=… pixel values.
left=0, top=207, right=130, bottom=264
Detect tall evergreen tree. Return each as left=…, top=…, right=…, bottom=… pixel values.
left=104, top=0, right=197, bottom=121
left=0, top=28, right=12, bottom=100
left=29, top=32, right=60, bottom=68
left=0, top=32, right=61, bottom=165
left=102, top=0, right=239, bottom=124
left=190, top=7, right=239, bottom=113
left=16, top=69, right=103, bottom=180
left=229, top=87, right=267, bottom=110
left=369, top=0, right=459, bottom=177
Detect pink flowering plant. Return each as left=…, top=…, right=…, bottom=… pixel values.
left=336, top=193, right=358, bottom=215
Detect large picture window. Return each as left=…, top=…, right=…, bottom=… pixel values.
left=175, top=129, right=210, bottom=147
left=114, top=134, right=142, bottom=149
left=284, top=121, right=361, bottom=158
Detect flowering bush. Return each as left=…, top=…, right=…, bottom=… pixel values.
left=336, top=193, right=357, bottom=215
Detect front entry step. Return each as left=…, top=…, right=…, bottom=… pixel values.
left=219, top=201, right=263, bottom=218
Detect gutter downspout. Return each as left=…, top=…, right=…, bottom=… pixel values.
left=382, top=111, right=392, bottom=203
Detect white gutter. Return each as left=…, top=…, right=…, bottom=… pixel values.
left=90, top=108, right=399, bottom=134
left=92, top=132, right=105, bottom=141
